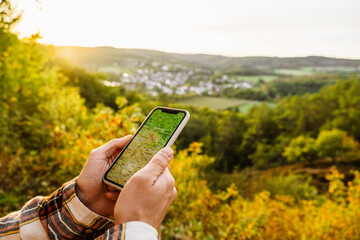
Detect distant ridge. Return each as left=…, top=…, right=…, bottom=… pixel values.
left=56, top=46, right=360, bottom=71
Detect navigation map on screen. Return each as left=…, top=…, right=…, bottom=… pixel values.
left=106, top=109, right=185, bottom=187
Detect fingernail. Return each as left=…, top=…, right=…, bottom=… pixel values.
left=162, top=147, right=173, bottom=158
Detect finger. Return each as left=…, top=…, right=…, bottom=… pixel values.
left=162, top=184, right=177, bottom=212
left=172, top=187, right=177, bottom=200
left=100, top=135, right=132, bottom=156
left=111, top=149, right=122, bottom=160
left=142, top=147, right=173, bottom=178
left=107, top=185, right=117, bottom=191
left=105, top=190, right=120, bottom=201
left=170, top=187, right=177, bottom=204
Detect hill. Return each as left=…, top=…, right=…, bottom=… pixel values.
left=56, top=46, right=360, bottom=72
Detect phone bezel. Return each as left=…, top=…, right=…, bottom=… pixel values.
left=103, top=106, right=190, bottom=190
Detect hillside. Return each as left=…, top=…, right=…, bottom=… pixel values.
left=55, top=46, right=359, bottom=103
left=56, top=46, right=360, bottom=72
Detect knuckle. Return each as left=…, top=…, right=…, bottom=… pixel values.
left=173, top=188, right=177, bottom=198
left=152, top=156, right=168, bottom=169
left=166, top=176, right=175, bottom=189
left=170, top=176, right=175, bottom=187
left=89, top=149, right=98, bottom=156
left=130, top=172, right=148, bottom=184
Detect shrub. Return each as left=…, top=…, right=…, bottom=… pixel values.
left=315, top=129, right=359, bottom=161
left=283, top=135, right=317, bottom=163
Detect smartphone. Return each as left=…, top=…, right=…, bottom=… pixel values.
left=103, top=107, right=190, bottom=190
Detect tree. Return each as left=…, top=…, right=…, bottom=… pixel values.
left=314, top=129, right=359, bottom=161
left=283, top=135, right=316, bottom=163
left=0, top=0, right=21, bottom=31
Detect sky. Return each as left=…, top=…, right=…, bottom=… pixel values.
left=12, top=0, right=360, bottom=59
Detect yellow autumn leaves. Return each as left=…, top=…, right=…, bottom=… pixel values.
left=163, top=145, right=360, bottom=240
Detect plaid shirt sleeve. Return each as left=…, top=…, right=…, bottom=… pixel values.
left=0, top=180, right=158, bottom=240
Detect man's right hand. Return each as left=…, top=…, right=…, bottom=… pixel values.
left=114, top=147, right=177, bottom=229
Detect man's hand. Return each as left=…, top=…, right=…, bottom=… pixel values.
left=76, top=136, right=132, bottom=217
left=114, top=147, right=177, bottom=229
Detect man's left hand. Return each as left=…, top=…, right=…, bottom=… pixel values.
left=76, top=136, right=132, bottom=217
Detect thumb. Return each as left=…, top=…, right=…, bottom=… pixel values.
left=142, top=147, right=173, bottom=177
left=99, top=135, right=132, bottom=156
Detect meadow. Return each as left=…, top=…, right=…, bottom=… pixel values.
left=177, top=96, right=276, bottom=114
left=274, top=68, right=314, bottom=76
left=237, top=101, right=276, bottom=113
left=236, top=75, right=279, bottom=82
left=97, top=65, right=138, bottom=74
left=177, top=96, right=255, bottom=110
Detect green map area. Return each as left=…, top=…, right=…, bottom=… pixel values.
left=107, top=109, right=185, bottom=186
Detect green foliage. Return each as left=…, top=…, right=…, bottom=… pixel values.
left=265, top=74, right=341, bottom=98
left=165, top=145, right=360, bottom=240
left=54, top=45, right=360, bottom=173
left=56, top=61, right=121, bottom=109
left=223, top=87, right=267, bottom=100
left=0, top=29, right=142, bottom=214
left=321, top=79, right=360, bottom=140
left=174, top=75, right=360, bottom=175
left=174, top=79, right=360, bottom=171
left=176, top=96, right=253, bottom=110
left=314, top=129, right=359, bottom=160
left=171, top=105, right=218, bottom=159
left=283, top=135, right=316, bottom=163
left=251, top=141, right=283, bottom=169
left=213, top=111, right=247, bottom=171
left=264, top=174, right=317, bottom=202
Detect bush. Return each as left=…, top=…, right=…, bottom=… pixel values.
left=163, top=144, right=360, bottom=240
left=315, top=129, right=359, bottom=161
left=264, top=174, right=317, bottom=202
left=283, top=135, right=317, bottom=163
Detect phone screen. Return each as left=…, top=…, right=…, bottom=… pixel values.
left=104, top=108, right=186, bottom=188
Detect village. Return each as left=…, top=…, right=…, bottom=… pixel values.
left=102, top=61, right=254, bottom=96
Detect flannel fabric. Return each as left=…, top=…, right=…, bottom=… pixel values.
left=0, top=180, right=158, bottom=240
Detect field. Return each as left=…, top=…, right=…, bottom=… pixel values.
left=237, top=101, right=276, bottom=113
left=236, top=75, right=279, bottom=82
left=274, top=68, right=314, bottom=76
left=301, top=66, right=359, bottom=73
left=177, top=96, right=276, bottom=113
left=177, top=96, right=257, bottom=110
left=97, top=65, right=138, bottom=74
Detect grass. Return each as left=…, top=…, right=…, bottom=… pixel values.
left=177, top=96, right=276, bottom=113
left=238, top=102, right=276, bottom=113
left=274, top=68, right=314, bottom=76
left=301, top=66, right=359, bottom=73
left=236, top=75, right=279, bottom=83
left=97, top=65, right=138, bottom=74
left=177, top=97, right=255, bottom=110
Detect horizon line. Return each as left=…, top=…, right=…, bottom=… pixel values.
left=52, top=45, right=360, bottom=61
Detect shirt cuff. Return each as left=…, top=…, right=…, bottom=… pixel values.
left=125, top=221, right=158, bottom=240
left=68, top=188, right=113, bottom=225
left=63, top=180, right=114, bottom=236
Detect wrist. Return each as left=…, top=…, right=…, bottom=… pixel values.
left=115, top=214, right=157, bottom=229
left=75, top=178, right=92, bottom=209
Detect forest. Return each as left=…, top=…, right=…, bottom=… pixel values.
left=1, top=1, right=360, bottom=239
